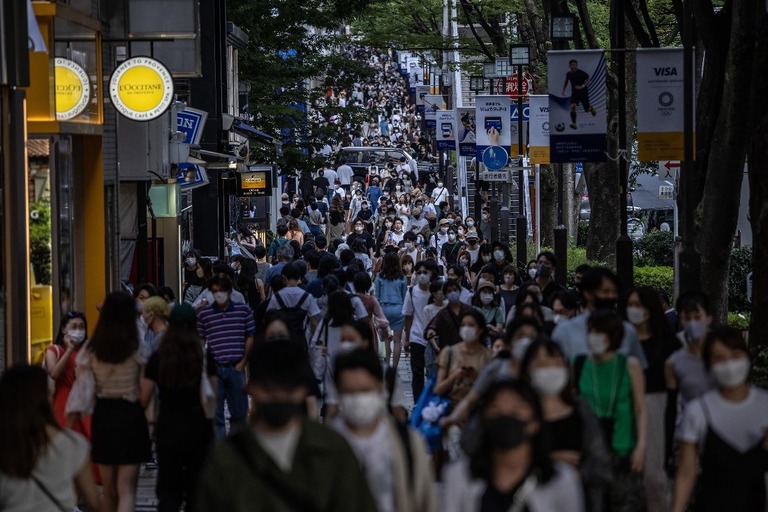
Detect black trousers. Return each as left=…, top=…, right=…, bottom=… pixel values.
left=411, top=343, right=426, bottom=400
left=156, top=420, right=213, bottom=512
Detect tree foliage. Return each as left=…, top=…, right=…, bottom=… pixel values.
left=227, top=0, right=377, bottom=175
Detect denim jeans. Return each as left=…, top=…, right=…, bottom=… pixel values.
left=215, top=365, right=248, bottom=439
left=411, top=343, right=426, bottom=400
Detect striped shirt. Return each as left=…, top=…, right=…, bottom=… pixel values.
left=197, top=302, right=255, bottom=364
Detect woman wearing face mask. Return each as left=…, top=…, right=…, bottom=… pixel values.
left=498, top=265, right=520, bottom=318
left=471, top=282, right=505, bottom=337
left=440, top=228, right=464, bottom=268
left=182, top=250, right=206, bottom=305
left=400, top=254, right=415, bottom=286
left=390, top=218, right=406, bottom=244
left=624, top=286, right=681, bottom=512
left=672, top=326, right=768, bottom=512
left=487, top=244, right=511, bottom=284
left=574, top=309, right=648, bottom=509
left=469, top=243, right=493, bottom=277
left=520, top=339, right=613, bottom=512
left=551, top=290, right=579, bottom=325
left=442, top=379, right=585, bottom=512
left=45, top=312, right=91, bottom=434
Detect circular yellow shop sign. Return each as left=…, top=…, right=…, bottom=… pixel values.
left=109, top=57, right=174, bottom=121
left=55, top=58, right=90, bottom=121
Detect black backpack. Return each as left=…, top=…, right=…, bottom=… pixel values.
left=273, top=291, right=311, bottom=350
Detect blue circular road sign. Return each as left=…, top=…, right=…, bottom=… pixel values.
left=482, top=145, right=509, bottom=170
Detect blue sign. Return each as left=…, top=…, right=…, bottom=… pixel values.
left=177, top=163, right=209, bottom=190
left=510, top=103, right=530, bottom=122
left=482, top=146, right=509, bottom=170
left=176, top=108, right=207, bottom=145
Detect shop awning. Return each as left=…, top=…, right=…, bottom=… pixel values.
left=230, top=119, right=282, bottom=147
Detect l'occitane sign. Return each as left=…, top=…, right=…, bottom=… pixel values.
left=55, top=58, right=90, bottom=121
left=109, top=57, right=173, bottom=121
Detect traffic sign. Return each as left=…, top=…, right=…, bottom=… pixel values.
left=658, top=161, right=679, bottom=181
left=480, top=170, right=509, bottom=181
left=482, top=146, right=509, bottom=171
left=659, top=185, right=674, bottom=200
left=510, top=103, right=529, bottom=122
left=506, top=73, right=531, bottom=98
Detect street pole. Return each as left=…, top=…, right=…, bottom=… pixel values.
left=554, top=163, right=568, bottom=285
left=677, top=0, right=700, bottom=295
left=615, top=0, right=634, bottom=289
left=515, top=63, right=528, bottom=270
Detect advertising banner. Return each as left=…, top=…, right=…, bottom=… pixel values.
left=435, top=110, right=457, bottom=150
left=637, top=48, right=687, bottom=161
left=424, top=94, right=446, bottom=129
left=457, top=107, right=477, bottom=157
left=415, top=85, right=431, bottom=113
left=548, top=50, right=607, bottom=162
left=529, top=95, right=550, bottom=164
left=407, top=57, right=422, bottom=89
left=475, top=95, right=512, bottom=170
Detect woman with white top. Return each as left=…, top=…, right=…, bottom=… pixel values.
left=0, top=365, right=99, bottom=512
left=442, top=379, right=585, bottom=512
left=672, top=325, right=768, bottom=512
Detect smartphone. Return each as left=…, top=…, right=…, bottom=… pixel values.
left=485, top=117, right=502, bottom=133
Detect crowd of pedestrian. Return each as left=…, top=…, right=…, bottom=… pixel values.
left=1, top=46, right=767, bottom=512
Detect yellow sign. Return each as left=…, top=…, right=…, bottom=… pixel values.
left=241, top=172, right=267, bottom=190
left=109, top=57, right=173, bottom=121
left=54, top=58, right=90, bottom=121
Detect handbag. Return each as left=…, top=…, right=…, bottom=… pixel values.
left=64, top=344, right=95, bottom=417
left=309, top=319, right=330, bottom=381
left=409, top=348, right=453, bottom=453
left=200, top=347, right=216, bottom=420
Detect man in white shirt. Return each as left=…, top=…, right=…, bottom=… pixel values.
left=336, top=159, right=354, bottom=191
left=431, top=181, right=449, bottom=204
left=402, top=261, right=435, bottom=399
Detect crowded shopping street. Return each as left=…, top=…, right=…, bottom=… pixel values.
left=1, top=2, right=767, bottom=512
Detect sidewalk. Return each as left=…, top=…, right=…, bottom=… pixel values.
left=135, top=349, right=415, bottom=511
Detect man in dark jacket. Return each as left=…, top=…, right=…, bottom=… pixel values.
left=195, top=340, right=377, bottom=512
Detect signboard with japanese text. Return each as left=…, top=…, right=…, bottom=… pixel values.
left=475, top=95, right=512, bottom=168
left=435, top=110, right=457, bottom=150
left=548, top=50, right=607, bottom=162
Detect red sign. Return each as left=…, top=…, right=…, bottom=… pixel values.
left=506, top=72, right=534, bottom=98
left=663, top=160, right=681, bottom=170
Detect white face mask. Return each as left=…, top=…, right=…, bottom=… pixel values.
left=416, top=273, right=431, bottom=285
left=683, top=319, right=709, bottom=341
left=711, top=358, right=750, bottom=389
left=466, top=220, right=475, bottom=227
left=493, top=250, right=505, bottom=260
left=626, top=306, right=647, bottom=326
left=530, top=367, right=569, bottom=396
left=528, top=268, right=537, bottom=279
left=186, top=257, right=197, bottom=266
left=459, top=325, right=477, bottom=342
left=512, top=337, right=533, bottom=361
left=355, top=226, right=364, bottom=233
left=213, top=291, right=229, bottom=305
left=448, top=234, right=456, bottom=241
left=405, top=242, right=415, bottom=250
left=339, top=391, right=385, bottom=427
left=587, top=332, right=609, bottom=355
left=338, top=341, right=358, bottom=353
left=479, top=293, right=494, bottom=305
left=67, top=329, right=86, bottom=344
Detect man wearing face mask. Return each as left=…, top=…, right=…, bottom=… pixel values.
left=552, top=267, right=648, bottom=367
left=332, top=349, right=437, bottom=512
left=534, top=251, right=564, bottom=308
left=431, top=180, right=449, bottom=205
left=430, top=218, right=451, bottom=256
left=440, top=227, right=464, bottom=268
left=403, top=261, right=435, bottom=399
left=141, top=296, right=169, bottom=355
left=195, top=341, right=377, bottom=511
left=196, top=275, right=256, bottom=438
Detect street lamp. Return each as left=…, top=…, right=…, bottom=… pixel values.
left=482, top=61, right=496, bottom=94
left=550, top=15, right=575, bottom=286
left=509, top=43, right=529, bottom=270
left=469, top=75, right=485, bottom=93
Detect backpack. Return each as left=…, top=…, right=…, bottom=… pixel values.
left=273, top=291, right=311, bottom=350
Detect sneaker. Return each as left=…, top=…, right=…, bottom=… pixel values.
left=570, top=123, right=577, bottom=129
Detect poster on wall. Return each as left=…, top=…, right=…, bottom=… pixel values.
left=457, top=107, right=477, bottom=157
left=548, top=50, right=607, bottom=162
left=407, top=57, right=422, bottom=90
left=636, top=48, right=688, bottom=161
left=423, top=94, right=446, bottom=129
left=528, top=95, right=550, bottom=164
left=475, top=95, right=512, bottom=170
left=415, top=85, right=431, bottom=112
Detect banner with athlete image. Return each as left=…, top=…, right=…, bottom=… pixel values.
left=529, top=95, right=550, bottom=164
left=415, top=85, right=431, bottom=113
left=424, top=95, right=446, bottom=129
left=636, top=48, right=689, bottom=161
left=475, top=96, right=512, bottom=169
left=407, top=57, right=423, bottom=90
left=457, top=107, right=477, bottom=157
left=548, top=50, right=607, bottom=162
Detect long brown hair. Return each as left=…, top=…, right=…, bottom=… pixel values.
left=157, top=324, right=204, bottom=388
left=0, top=366, right=59, bottom=478
left=89, top=291, right=139, bottom=363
